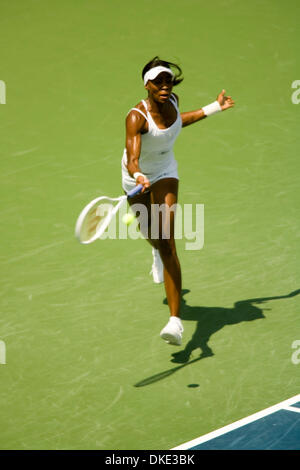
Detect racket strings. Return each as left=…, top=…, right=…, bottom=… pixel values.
left=86, top=202, right=114, bottom=238
left=87, top=206, right=107, bottom=236
left=75, top=194, right=127, bottom=244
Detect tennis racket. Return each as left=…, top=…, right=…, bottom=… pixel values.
left=75, top=184, right=143, bottom=244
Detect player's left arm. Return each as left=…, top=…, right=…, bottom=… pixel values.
left=180, top=90, right=235, bottom=128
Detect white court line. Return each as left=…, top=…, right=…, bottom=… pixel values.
left=282, top=405, right=300, bottom=414
left=172, top=394, right=300, bottom=450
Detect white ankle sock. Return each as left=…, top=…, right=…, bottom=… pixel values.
left=169, top=316, right=183, bottom=328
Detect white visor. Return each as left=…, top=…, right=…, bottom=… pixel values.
left=143, top=66, right=175, bottom=85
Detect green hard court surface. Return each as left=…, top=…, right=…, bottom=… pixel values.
left=0, top=0, right=299, bottom=450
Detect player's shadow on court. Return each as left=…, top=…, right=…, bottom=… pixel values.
left=134, top=288, right=300, bottom=387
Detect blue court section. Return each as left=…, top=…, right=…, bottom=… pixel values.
left=173, top=395, right=300, bottom=450
left=190, top=409, right=300, bottom=450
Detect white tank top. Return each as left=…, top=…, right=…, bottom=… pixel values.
left=122, top=94, right=182, bottom=178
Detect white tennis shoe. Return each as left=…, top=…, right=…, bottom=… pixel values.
left=150, top=248, right=164, bottom=284
left=160, top=317, right=184, bottom=346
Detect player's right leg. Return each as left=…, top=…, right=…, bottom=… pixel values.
left=127, top=190, right=158, bottom=249
left=128, top=191, right=164, bottom=283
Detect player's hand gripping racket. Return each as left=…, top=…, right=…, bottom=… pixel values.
left=75, top=184, right=143, bottom=244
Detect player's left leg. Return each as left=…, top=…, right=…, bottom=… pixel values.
left=151, top=178, right=183, bottom=345
left=150, top=177, right=181, bottom=316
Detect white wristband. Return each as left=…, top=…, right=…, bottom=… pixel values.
left=133, top=172, right=146, bottom=180
left=202, top=100, right=222, bottom=117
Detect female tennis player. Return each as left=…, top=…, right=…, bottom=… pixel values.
left=121, top=56, right=234, bottom=345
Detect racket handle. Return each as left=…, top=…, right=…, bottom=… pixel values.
left=127, top=184, right=143, bottom=198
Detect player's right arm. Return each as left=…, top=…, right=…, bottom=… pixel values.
left=125, top=111, right=150, bottom=193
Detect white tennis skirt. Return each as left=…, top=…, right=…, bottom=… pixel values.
left=121, top=149, right=179, bottom=193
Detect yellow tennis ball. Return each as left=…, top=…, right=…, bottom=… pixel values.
left=122, top=213, right=135, bottom=225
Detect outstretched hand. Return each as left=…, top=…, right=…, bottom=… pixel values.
left=217, top=89, right=235, bottom=111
